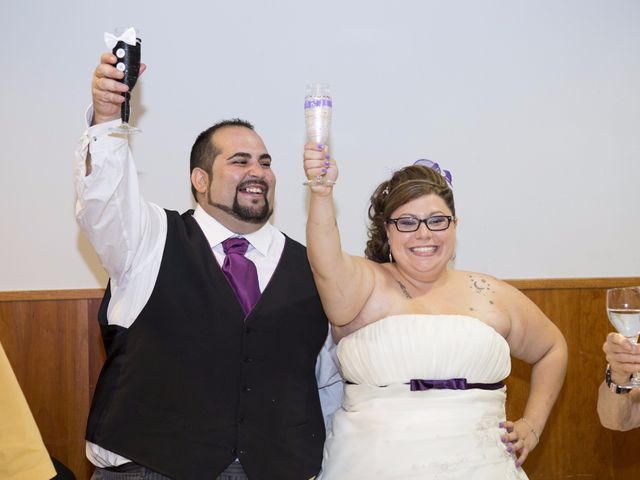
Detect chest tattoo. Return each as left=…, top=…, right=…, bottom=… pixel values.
left=468, top=274, right=495, bottom=305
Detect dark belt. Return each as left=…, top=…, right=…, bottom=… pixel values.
left=104, top=462, right=147, bottom=473
left=345, top=378, right=504, bottom=391
left=409, top=378, right=504, bottom=391
left=103, top=460, right=246, bottom=476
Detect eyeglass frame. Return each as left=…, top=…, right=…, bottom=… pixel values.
left=386, top=215, right=456, bottom=232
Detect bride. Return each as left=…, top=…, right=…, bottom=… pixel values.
left=303, top=145, right=567, bottom=479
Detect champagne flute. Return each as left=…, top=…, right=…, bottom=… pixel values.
left=105, top=27, right=142, bottom=134
left=303, top=83, right=334, bottom=186
left=606, top=286, right=640, bottom=387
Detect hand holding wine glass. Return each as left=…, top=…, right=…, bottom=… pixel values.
left=606, top=286, right=640, bottom=388
left=103, top=27, right=142, bottom=134
left=303, top=83, right=334, bottom=186
left=303, top=141, right=338, bottom=195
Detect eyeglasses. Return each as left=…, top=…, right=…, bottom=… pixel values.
left=387, top=215, right=455, bottom=232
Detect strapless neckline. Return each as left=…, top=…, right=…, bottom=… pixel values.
left=340, top=313, right=508, bottom=349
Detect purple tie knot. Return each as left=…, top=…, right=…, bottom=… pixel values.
left=223, top=237, right=250, bottom=256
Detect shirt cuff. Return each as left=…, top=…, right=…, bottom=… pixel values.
left=87, top=120, right=124, bottom=148
left=75, top=107, right=127, bottom=187
left=81, top=114, right=127, bottom=160
left=82, top=105, right=122, bottom=147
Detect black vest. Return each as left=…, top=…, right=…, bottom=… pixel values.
left=87, top=210, right=328, bottom=480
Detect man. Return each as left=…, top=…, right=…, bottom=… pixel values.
left=597, top=332, right=640, bottom=430
left=75, top=52, right=341, bottom=480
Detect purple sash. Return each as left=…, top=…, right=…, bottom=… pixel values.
left=409, top=378, right=504, bottom=391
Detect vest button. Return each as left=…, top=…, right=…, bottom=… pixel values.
left=238, top=449, right=246, bottom=455
left=242, top=385, right=252, bottom=393
left=237, top=416, right=244, bottom=424
left=244, top=356, right=253, bottom=363
left=245, top=326, right=252, bottom=334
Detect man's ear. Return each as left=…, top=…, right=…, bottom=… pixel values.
left=191, top=168, right=209, bottom=195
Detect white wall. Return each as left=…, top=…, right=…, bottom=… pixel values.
left=1, top=0, right=638, bottom=290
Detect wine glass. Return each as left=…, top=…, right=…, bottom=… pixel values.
left=106, top=27, right=142, bottom=134
left=606, top=286, right=640, bottom=387
left=303, top=83, right=334, bottom=186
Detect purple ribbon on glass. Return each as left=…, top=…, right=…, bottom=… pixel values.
left=221, top=237, right=261, bottom=315
left=409, top=378, right=504, bottom=391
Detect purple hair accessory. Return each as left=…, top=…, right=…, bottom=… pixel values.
left=413, top=159, right=453, bottom=186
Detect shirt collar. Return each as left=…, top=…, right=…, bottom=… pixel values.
left=192, top=204, right=274, bottom=257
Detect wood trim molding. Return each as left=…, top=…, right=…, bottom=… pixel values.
left=1, top=277, right=638, bottom=302
left=505, top=277, right=640, bottom=290
left=0, top=289, right=105, bottom=302
left=3, top=276, right=640, bottom=478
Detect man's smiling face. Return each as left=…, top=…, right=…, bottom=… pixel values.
left=200, top=125, right=276, bottom=233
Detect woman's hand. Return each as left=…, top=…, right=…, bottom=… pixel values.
left=500, top=418, right=539, bottom=467
left=303, top=142, right=338, bottom=194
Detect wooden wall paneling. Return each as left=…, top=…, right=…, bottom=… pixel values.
left=503, top=287, right=581, bottom=478
left=2, top=279, right=640, bottom=480
left=87, top=298, right=105, bottom=405
left=0, top=296, right=97, bottom=480
left=612, top=429, right=640, bottom=478
left=576, top=287, right=618, bottom=480
left=504, top=281, right=640, bottom=479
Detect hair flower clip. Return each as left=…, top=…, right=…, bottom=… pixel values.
left=413, top=159, right=453, bottom=186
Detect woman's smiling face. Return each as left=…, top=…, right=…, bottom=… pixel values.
left=385, top=193, right=457, bottom=281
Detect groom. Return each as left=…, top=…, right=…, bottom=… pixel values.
left=76, top=52, right=341, bottom=480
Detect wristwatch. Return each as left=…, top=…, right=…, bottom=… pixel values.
left=605, top=365, right=633, bottom=394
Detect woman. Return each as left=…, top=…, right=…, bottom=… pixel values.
left=303, top=144, right=567, bottom=479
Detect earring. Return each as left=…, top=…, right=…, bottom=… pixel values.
left=389, top=250, right=393, bottom=263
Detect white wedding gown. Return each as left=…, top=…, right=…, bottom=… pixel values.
left=318, top=314, right=529, bottom=479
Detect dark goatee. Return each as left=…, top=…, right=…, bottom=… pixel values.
left=207, top=180, right=273, bottom=224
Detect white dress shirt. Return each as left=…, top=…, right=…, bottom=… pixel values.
left=75, top=114, right=342, bottom=468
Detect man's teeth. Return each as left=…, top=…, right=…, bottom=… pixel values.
left=244, top=187, right=263, bottom=194
left=411, top=246, right=437, bottom=253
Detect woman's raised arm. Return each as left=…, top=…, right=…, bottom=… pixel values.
left=304, top=143, right=375, bottom=326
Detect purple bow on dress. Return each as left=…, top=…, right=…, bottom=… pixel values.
left=409, top=378, right=504, bottom=391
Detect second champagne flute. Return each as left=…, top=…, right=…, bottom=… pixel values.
left=607, top=286, right=640, bottom=387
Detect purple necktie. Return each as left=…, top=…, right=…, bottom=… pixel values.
left=221, top=237, right=261, bottom=315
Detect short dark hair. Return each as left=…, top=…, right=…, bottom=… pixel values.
left=365, top=165, right=455, bottom=263
left=189, top=119, right=255, bottom=200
